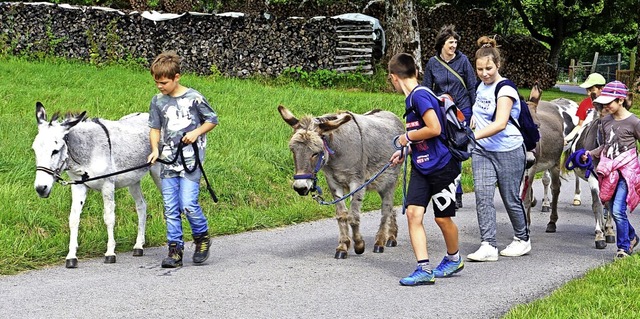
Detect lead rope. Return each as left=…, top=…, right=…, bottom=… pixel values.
left=400, top=144, right=410, bottom=215
left=50, top=140, right=218, bottom=203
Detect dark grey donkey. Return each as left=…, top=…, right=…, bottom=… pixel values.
left=520, top=87, right=565, bottom=238
left=563, top=100, right=615, bottom=248
left=278, top=105, right=404, bottom=259
left=32, top=102, right=161, bottom=268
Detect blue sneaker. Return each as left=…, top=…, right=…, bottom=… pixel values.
left=433, top=256, right=464, bottom=278
left=399, top=267, right=435, bottom=286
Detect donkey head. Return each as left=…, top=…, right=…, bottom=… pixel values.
left=32, top=102, right=86, bottom=198
left=528, top=81, right=542, bottom=105
left=278, top=105, right=352, bottom=196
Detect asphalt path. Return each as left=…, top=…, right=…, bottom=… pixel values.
left=0, top=177, right=618, bottom=319
left=555, top=84, right=586, bottom=95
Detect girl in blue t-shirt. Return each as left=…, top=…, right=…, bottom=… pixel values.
left=388, top=53, right=463, bottom=286
left=466, top=37, right=530, bottom=263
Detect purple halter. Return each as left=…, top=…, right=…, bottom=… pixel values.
left=292, top=136, right=334, bottom=194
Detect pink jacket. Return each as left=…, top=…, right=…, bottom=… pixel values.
left=596, top=149, right=640, bottom=212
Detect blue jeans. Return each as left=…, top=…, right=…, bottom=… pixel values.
left=609, top=178, right=637, bottom=252
left=162, top=177, right=209, bottom=248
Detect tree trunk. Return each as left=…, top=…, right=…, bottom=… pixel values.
left=547, top=37, right=563, bottom=70
left=384, top=0, right=422, bottom=75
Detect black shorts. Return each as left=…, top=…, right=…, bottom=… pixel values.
left=405, top=158, right=461, bottom=217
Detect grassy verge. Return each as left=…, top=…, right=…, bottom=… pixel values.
left=504, top=255, right=640, bottom=318
left=0, top=57, right=410, bottom=274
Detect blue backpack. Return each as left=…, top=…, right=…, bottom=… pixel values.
left=491, top=79, right=540, bottom=152
left=405, top=86, right=476, bottom=161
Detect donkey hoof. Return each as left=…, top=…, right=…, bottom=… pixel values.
left=531, top=198, right=537, bottom=207
left=595, top=240, right=607, bottom=249
left=385, top=239, right=397, bottom=247
left=546, top=222, right=557, bottom=233
left=65, top=258, right=78, bottom=268
left=541, top=206, right=550, bottom=213
left=334, top=250, right=348, bottom=259
left=606, top=235, right=616, bottom=244
left=104, top=255, right=116, bottom=264
left=573, top=199, right=581, bottom=206
left=373, top=245, right=384, bottom=253
left=133, top=248, right=144, bottom=257
left=354, top=246, right=365, bottom=255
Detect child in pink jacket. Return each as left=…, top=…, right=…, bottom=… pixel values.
left=582, top=81, right=640, bottom=259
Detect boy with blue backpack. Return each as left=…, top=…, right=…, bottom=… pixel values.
left=388, top=53, right=464, bottom=286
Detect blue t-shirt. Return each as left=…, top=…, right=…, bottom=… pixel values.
left=473, top=79, right=523, bottom=151
left=405, top=87, right=451, bottom=175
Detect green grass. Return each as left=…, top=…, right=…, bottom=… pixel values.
left=505, top=255, right=640, bottom=318
left=0, top=56, right=408, bottom=274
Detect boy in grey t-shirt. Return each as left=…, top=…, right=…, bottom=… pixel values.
left=147, top=51, right=218, bottom=268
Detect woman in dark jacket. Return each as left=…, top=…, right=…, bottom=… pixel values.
left=422, top=24, right=476, bottom=208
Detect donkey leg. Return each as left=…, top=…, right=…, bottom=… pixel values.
left=66, top=185, right=88, bottom=268
left=323, top=178, right=351, bottom=259
left=128, top=182, right=147, bottom=256
left=335, top=204, right=351, bottom=259
left=541, top=170, right=551, bottom=213
left=374, top=188, right=398, bottom=253
left=604, top=208, right=616, bottom=243
left=573, top=172, right=582, bottom=206
left=593, top=202, right=607, bottom=249
left=101, top=182, right=117, bottom=263
left=522, top=172, right=535, bottom=227
left=547, top=167, right=561, bottom=233
left=347, top=185, right=366, bottom=255
left=149, top=165, right=162, bottom=190
left=590, top=176, right=615, bottom=244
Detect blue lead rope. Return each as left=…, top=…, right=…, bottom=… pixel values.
left=400, top=144, right=410, bottom=215
left=565, top=148, right=597, bottom=179
left=314, top=161, right=393, bottom=205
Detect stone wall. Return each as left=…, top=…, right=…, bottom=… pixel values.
left=0, top=2, right=350, bottom=77
left=0, top=1, right=558, bottom=88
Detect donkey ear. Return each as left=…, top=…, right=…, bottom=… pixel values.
left=278, top=105, right=299, bottom=128
left=63, top=111, right=87, bottom=129
left=528, top=82, right=542, bottom=104
left=318, top=113, right=352, bottom=133
left=35, top=102, right=47, bottom=124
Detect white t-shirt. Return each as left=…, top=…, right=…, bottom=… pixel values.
left=473, top=79, right=523, bottom=151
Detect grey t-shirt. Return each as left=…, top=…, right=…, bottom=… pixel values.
left=591, top=113, right=640, bottom=159
left=149, top=88, right=218, bottom=181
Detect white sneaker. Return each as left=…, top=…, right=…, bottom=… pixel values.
left=500, top=237, right=531, bottom=257
left=467, top=242, right=498, bottom=262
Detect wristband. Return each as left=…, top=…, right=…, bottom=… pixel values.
left=405, top=132, right=412, bottom=143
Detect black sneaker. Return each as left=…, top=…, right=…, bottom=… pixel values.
left=161, top=243, right=183, bottom=268
left=193, top=232, right=211, bottom=264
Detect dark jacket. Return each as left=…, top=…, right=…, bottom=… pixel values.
left=422, top=51, right=477, bottom=113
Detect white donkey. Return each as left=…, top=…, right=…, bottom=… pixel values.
left=32, top=102, right=161, bottom=268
